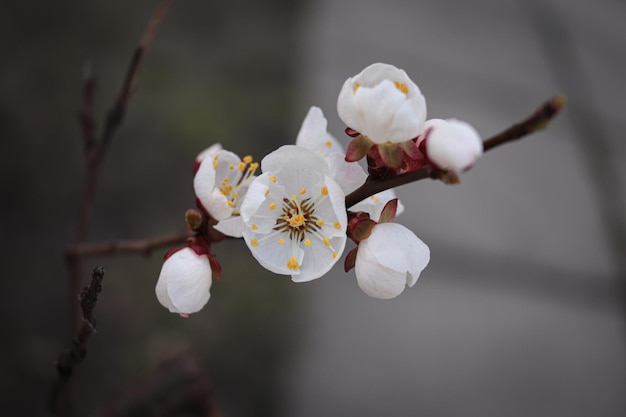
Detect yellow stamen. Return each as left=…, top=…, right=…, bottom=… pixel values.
left=304, top=239, right=312, bottom=247
left=278, top=238, right=285, bottom=245
left=332, top=251, right=338, bottom=259
left=213, top=155, right=219, bottom=169
left=265, top=189, right=270, bottom=196
left=321, top=186, right=328, bottom=196
left=269, top=202, right=276, bottom=210
left=325, top=140, right=332, bottom=148
left=227, top=201, right=235, bottom=207
left=243, top=155, right=253, bottom=164
left=370, top=195, right=380, bottom=203
left=251, top=224, right=258, bottom=230
left=287, top=256, right=299, bottom=270
left=394, top=81, right=409, bottom=95
left=229, top=164, right=234, bottom=170
left=323, top=237, right=330, bottom=246
left=316, top=219, right=325, bottom=227
left=238, top=162, right=246, bottom=172
left=299, top=187, right=307, bottom=195
left=251, top=239, right=259, bottom=247
left=334, top=221, right=342, bottom=230
left=353, top=82, right=361, bottom=93
left=269, top=175, right=277, bottom=183
left=289, top=214, right=305, bottom=227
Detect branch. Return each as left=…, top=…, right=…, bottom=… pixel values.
left=345, top=94, right=566, bottom=208
left=50, top=267, right=106, bottom=416
left=70, top=0, right=172, bottom=335
left=66, top=230, right=192, bottom=259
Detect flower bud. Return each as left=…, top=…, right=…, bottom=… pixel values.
left=337, top=63, right=427, bottom=144
left=155, top=247, right=212, bottom=315
left=355, top=222, right=429, bottom=299
left=425, top=119, right=483, bottom=172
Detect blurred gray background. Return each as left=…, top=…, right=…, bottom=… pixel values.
left=1, top=0, right=625, bottom=416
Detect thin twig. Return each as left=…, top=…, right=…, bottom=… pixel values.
left=345, top=94, right=566, bottom=208
left=51, top=267, right=106, bottom=416
left=66, top=230, right=192, bottom=259
left=70, top=0, right=173, bottom=334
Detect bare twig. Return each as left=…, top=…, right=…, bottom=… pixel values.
left=345, top=95, right=565, bottom=208
left=66, top=230, right=192, bottom=259
left=70, top=0, right=173, bottom=334
left=51, top=267, right=106, bottom=416
left=58, top=2, right=173, bottom=416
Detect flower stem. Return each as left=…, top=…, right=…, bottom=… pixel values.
left=345, top=94, right=565, bottom=208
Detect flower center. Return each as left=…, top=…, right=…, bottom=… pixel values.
left=274, top=195, right=320, bottom=241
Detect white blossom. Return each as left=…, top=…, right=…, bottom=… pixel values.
left=355, top=222, right=429, bottom=299
left=337, top=63, right=427, bottom=144
left=155, top=247, right=212, bottom=314
left=194, top=150, right=258, bottom=222
left=240, top=145, right=347, bottom=282
left=425, top=118, right=483, bottom=172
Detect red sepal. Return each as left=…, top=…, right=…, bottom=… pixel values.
left=377, top=143, right=404, bottom=169
left=345, top=135, right=374, bottom=162
left=163, top=246, right=185, bottom=261
left=208, top=253, right=222, bottom=281
left=378, top=198, right=398, bottom=223
left=347, top=211, right=376, bottom=243
left=344, top=247, right=358, bottom=272
left=345, top=127, right=361, bottom=137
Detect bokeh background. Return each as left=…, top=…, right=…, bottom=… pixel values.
left=2, top=1, right=625, bottom=416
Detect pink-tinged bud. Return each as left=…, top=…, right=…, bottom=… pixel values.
left=155, top=247, right=212, bottom=315
left=425, top=119, right=483, bottom=172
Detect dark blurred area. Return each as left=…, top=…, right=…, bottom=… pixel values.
left=1, top=1, right=305, bottom=416
left=2, top=1, right=626, bottom=417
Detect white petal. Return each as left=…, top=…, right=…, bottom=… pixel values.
left=355, top=223, right=429, bottom=299
left=193, top=157, right=217, bottom=209
left=243, top=229, right=301, bottom=275
left=325, top=153, right=367, bottom=195
left=155, top=248, right=212, bottom=314
left=240, top=174, right=272, bottom=223
left=204, top=187, right=234, bottom=221
left=349, top=189, right=405, bottom=220
left=426, top=119, right=483, bottom=172
left=214, top=216, right=244, bottom=238
left=195, top=143, right=223, bottom=163
left=261, top=145, right=329, bottom=187
left=295, top=106, right=344, bottom=156
left=293, top=233, right=346, bottom=282
left=355, top=246, right=407, bottom=299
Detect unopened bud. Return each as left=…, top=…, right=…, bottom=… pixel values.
left=185, top=209, right=203, bottom=230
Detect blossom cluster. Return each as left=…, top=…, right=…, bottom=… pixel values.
left=156, top=63, right=484, bottom=315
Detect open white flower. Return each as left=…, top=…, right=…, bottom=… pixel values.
left=240, top=145, right=347, bottom=282
left=193, top=150, right=258, bottom=221
left=337, top=63, right=427, bottom=144
left=355, top=222, right=430, bottom=299
left=155, top=247, right=212, bottom=315
left=425, top=118, right=483, bottom=172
